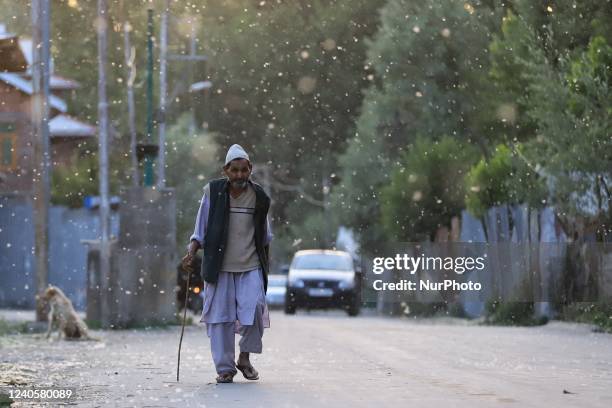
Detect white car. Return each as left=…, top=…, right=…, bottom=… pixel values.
left=265, top=274, right=287, bottom=307
left=285, top=250, right=361, bottom=316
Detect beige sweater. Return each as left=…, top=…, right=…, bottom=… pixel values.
left=220, top=184, right=261, bottom=272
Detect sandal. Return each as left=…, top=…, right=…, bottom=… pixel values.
left=236, top=362, right=259, bottom=380
left=215, top=372, right=235, bottom=383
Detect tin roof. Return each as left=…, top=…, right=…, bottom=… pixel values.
left=50, top=74, right=80, bottom=90
left=0, top=72, right=67, bottom=113
left=49, top=114, right=96, bottom=137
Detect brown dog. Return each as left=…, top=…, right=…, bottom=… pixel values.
left=42, top=286, right=97, bottom=341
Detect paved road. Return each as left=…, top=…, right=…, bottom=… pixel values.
left=1, top=310, right=612, bottom=407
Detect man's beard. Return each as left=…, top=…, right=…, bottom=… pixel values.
left=231, top=179, right=248, bottom=189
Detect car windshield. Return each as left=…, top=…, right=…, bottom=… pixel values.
left=291, top=253, right=352, bottom=271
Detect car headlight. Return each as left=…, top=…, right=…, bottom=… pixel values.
left=289, top=278, right=304, bottom=288
left=338, top=279, right=354, bottom=290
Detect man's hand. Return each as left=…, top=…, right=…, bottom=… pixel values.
left=181, top=240, right=200, bottom=273
left=181, top=252, right=195, bottom=273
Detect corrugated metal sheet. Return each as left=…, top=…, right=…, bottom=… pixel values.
left=0, top=196, right=119, bottom=310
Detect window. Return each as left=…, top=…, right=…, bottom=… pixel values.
left=291, top=253, right=353, bottom=271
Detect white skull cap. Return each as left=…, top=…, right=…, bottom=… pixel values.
left=224, top=143, right=250, bottom=166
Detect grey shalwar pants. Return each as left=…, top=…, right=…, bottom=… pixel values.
left=200, top=267, right=270, bottom=375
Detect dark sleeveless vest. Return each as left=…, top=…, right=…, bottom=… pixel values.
left=201, top=178, right=271, bottom=293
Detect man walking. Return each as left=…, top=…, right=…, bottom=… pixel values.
left=182, top=144, right=272, bottom=383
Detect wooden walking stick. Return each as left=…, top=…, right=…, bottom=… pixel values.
left=177, top=261, right=192, bottom=382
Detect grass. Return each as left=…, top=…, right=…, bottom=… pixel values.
left=483, top=300, right=548, bottom=326
left=124, top=315, right=193, bottom=330
left=0, top=314, right=192, bottom=336
left=0, top=392, right=13, bottom=407
left=84, top=319, right=103, bottom=330
left=0, top=318, right=29, bottom=336
left=398, top=301, right=470, bottom=319
left=84, top=314, right=194, bottom=330
left=559, top=303, right=612, bottom=333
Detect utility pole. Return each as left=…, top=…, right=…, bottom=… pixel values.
left=262, top=164, right=273, bottom=255
left=96, top=0, right=111, bottom=325
left=157, top=0, right=169, bottom=189
left=167, top=17, right=207, bottom=135
left=259, top=163, right=273, bottom=221
left=31, top=0, right=51, bottom=322
left=189, top=21, right=197, bottom=135
left=322, top=173, right=331, bottom=248
left=159, top=12, right=208, bottom=177
left=144, top=9, right=155, bottom=187
left=120, top=0, right=139, bottom=187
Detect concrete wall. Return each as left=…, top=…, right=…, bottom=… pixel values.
left=85, top=187, right=178, bottom=327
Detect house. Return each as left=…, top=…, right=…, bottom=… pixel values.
left=0, top=23, right=95, bottom=196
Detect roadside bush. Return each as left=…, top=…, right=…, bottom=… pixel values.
left=465, top=144, right=545, bottom=218
left=559, top=303, right=612, bottom=333
left=484, top=300, right=548, bottom=326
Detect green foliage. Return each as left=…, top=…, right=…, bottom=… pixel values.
left=361, top=0, right=500, bottom=143
left=50, top=139, right=126, bottom=208
left=1, top=0, right=610, bottom=249
left=287, top=210, right=339, bottom=251
left=380, top=137, right=477, bottom=241
left=522, top=37, right=612, bottom=226
left=488, top=11, right=538, bottom=142
left=465, top=145, right=513, bottom=217
left=560, top=303, right=612, bottom=333
left=84, top=319, right=102, bottom=330
left=568, top=36, right=612, bottom=108
left=329, top=91, right=397, bottom=254
left=0, top=318, right=29, bottom=337
left=204, top=0, right=386, bottom=253
left=164, top=114, right=221, bottom=251
left=465, top=144, right=546, bottom=217
left=331, top=0, right=501, bottom=253
left=401, top=302, right=449, bottom=318
left=490, top=5, right=612, bottom=236
left=0, top=391, right=13, bottom=406
left=484, top=300, right=548, bottom=326
left=50, top=139, right=123, bottom=208
left=51, top=154, right=98, bottom=208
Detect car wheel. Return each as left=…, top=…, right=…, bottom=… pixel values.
left=346, top=304, right=360, bottom=316
left=346, top=292, right=360, bottom=316
left=284, top=304, right=296, bottom=315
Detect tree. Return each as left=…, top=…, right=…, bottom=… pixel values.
left=490, top=3, right=612, bottom=239
left=465, top=144, right=546, bottom=218
left=331, top=0, right=501, bottom=251
left=164, top=113, right=221, bottom=250
left=381, top=136, right=477, bottom=241
left=202, top=0, right=386, bottom=249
